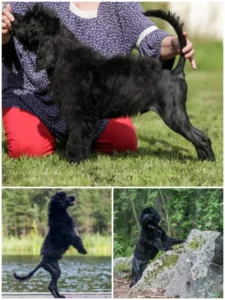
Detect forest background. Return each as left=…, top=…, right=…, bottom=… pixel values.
left=114, top=188, right=223, bottom=258
left=2, top=189, right=112, bottom=256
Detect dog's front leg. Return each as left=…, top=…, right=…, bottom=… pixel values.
left=158, top=232, right=184, bottom=250
left=65, top=118, right=97, bottom=163
left=71, top=233, right=87, bottom=254
left=152, top=236, right=170, bottom=251
left=169, top=237, right=185, bottom=246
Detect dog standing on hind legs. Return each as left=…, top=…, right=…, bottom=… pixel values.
left=12, top=5, right=215, bottom=163
left=13, top=191, right=87, bottom=298
left=130, top=207, right=184, bottom=288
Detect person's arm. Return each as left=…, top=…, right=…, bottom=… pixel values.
left=116, top=2, right=169, bottom=59
left=2, top=37, right=21, bottom=71
left=2, top=3, right=21, bottom=72
left=115, top=2, right=196, bottom=70
left=2, top=3, right=14, bottom=45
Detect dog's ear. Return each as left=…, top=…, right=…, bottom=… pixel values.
left=36, top=39, right=56, bottom=71
left=45, top=17, right=60, bottom=35
left=30, top=3, right=61, bottom=35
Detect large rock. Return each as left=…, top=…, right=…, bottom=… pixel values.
left=114, top=256, right=133, bottom=278
left=128, top=247, right=183, bottom=297
left=165, top=229, right=223, bottom=298
left=116, top=229, right=223, bottom=298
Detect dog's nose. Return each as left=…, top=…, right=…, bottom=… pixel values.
left=143, top=215, right=150, bottom=221
left=69, top=196, right=75, bottom=201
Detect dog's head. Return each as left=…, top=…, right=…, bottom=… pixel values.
left=12, top=3, right=61, bottom=52
left=50, top=191, right=75, bottom=210
left=139, top=207, right=161, bottom=227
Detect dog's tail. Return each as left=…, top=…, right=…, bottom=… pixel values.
left=13, top=261, right=43, bottom=281
left=144, top=10, right=186, bottom=75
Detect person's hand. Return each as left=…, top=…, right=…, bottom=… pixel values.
left=2, top=4, right=14, bottom=45
left=182, top=32, right=197, bottom=70
left=171, top=32, right=196, bottom=70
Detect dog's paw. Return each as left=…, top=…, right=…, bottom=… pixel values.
left=78, top=248, right=88, bottom=255
left=65, top=146, right=91, bottom=164
left=65, top=151, right=84, bottom=164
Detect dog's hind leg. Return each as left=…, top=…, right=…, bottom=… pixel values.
left=159, top=103, right=215, bottom=161
left=130, top=257, right=148, bottom=288
left=43, top=261, right=64, bottom=298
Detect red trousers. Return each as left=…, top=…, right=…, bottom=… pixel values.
left=3, top=107, right=137, bottom=158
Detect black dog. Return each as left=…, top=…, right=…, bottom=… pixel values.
left=12, top=4, right=215, bottom=163
left=130, top=207, right=184, bottom=287
left=13, top=191, right=87, bottom=298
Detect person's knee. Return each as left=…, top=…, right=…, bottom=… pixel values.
left=96, top=118, right=138, bottom=154
left=3, top=108, right=55, bottom=158
left=7, top=139, right=54, bottom=158
left=114, top=134, right=137, bottom=152
left=112, top=122, right=138, bottom=152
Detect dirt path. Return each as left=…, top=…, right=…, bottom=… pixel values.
left=114, top=277, right=166, bottom=298
left=114, top=277, right=130, bottom=298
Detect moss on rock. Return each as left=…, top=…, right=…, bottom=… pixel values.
left=143, top=253, right=179, bottom=285
left=172, top=244, right=184, bottom=252
left=163, top=254, right=179, bottom=268
left=188, top=236, right=205, bottom=250
left=144, top=262, right=164, bottom=284
left=114, top=262, right=130, bottom=272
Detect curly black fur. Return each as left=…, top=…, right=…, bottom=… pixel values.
left=12, top=4, right=215, bottom=163
left=13, top=191, right=87, bottom=298
left=130, top=207, right=184, bottom=287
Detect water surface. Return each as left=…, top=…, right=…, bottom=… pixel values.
left=2, top=255, right=111, bottom=293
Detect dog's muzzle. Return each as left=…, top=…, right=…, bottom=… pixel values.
left=69, top=196, right=75, bottom=206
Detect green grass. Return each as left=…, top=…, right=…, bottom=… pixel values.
left=2, top=40, right=223, bottom=187
left=2, top=234, right=112, bottom=256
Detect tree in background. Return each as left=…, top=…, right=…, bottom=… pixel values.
left=2, top=189, right=111, bottom=239
left=114, top=189, right=223, bottom=257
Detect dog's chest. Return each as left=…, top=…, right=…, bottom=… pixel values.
left=65, top=216, right=75, bottom=230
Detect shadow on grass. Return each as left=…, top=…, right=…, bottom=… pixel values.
left=138, top=135, right=190, bottom=152
left=2, top=138, right=197, bottom=165
left=62, top=147, right=196, bottom=163
left=106, top=146, right=196, bottom=162
left=136, top=147, right=196, bottom=162
left=2, top=140, right=8, bottom=153
left=136, top=135, right=196, bottom=161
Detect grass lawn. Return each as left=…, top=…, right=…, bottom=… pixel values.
left=2, top=40, right=223, bottom=187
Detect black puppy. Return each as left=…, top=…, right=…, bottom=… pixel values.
left=13, top=191, right=87, bottom=298
left=12, top=4, right=215, bottom=163
left=130, top=207, right=184, bottom=287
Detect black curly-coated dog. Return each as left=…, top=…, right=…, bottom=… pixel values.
left=130, top=207, right=184, bottom=287
left=13, top=191, right=87, bottom=298
left=12, top=4, right=215, bottom=163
